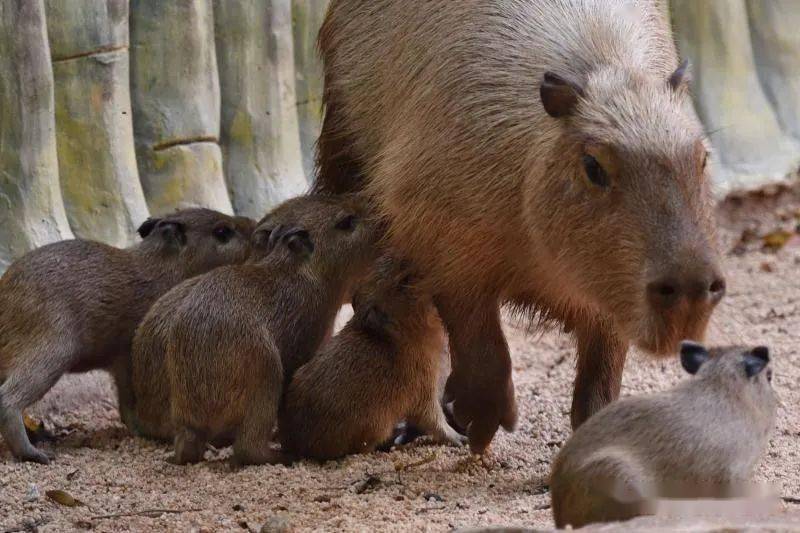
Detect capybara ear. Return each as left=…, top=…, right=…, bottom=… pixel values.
left=137, top=217, right=161, bottom=238
left=680, top=340, right=709, bottom=375
left=283, top=229, right=314, bottom=258
left=668, top=58, right=691, bottom=92
left=744, top=346, right=770, bottom=378
left=540, top=72, right=584, bottom=118
left=158, top=221, right=187, bottom=247
left=252, top=226, right=273, bottom=251
left=362, top=305, right=389, bottom=335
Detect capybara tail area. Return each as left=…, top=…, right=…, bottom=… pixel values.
left=312, top=97, right=365, bottom=195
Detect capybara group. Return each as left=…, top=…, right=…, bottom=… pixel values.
left=0, top=209, right=254, bottom=463
left=550, top=342, right=777, bottom=528
left=315, top=0, right=725, bottom=451
left=132, top=195, right=378, bottom=465
left=279, top=256, right=465, bottom=461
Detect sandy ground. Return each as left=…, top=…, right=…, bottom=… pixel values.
left=1, top=184, right=799, bottom=532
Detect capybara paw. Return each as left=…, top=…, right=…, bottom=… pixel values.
left=18, top=447, right=51, bottom=465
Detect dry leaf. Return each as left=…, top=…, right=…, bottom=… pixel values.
left=46, top=489, right=84, bottom=507
left=23, top=414, right=48, bottom=442
left=762, top=229, right=794, bottom=251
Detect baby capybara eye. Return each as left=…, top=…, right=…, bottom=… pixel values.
left=335, top=214, right=357, bottom=231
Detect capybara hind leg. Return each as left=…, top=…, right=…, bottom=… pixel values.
left=110, top=355, right=135, bottom=431
left=412, top=397, right=467, bottom=447
left=231, top=386, right=281, bottom=466
left=168, top=427, right=207, bottom=464
left=0, top=345, right=74, bottom=463
left=436, top=295, right=516, bottom=454
left=571, top=320, right=628, bottom=429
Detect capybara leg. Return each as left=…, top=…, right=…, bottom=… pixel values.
left=312, top=98, right=364, bottom=194
left=110, top=355, right=135, bottom=432
left=413, top=397, right=467, bottom=447
left=436, top=295, right=516, bottom=454
left=0, top=346, right=74, bottom=463
left=571, top=320, right=628, bottom=429
left=231, top=383, right=281, bottom=466
left=169, top=427, right=207, bottom=464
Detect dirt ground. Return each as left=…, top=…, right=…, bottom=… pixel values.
left=1, top=184, right=799, bottom=532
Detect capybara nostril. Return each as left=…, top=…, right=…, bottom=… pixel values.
left=709, top=277, right=726, bottom=304
left=647, top=279, right=680, bottom=308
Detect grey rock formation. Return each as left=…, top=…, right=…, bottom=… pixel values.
left=214, top=0, right=308, bottom=219
left=0, top=0, right=73, bottom=271
left=293, top=0, right=329, bottom=180
left=130, top=0, right=232, bottom=215
left=47, top=0, right=149, bottom=246
left=671, top=0, right=800, bottom=194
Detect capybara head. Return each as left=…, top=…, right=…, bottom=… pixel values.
left=137, top=208, right=255, bottom=276
left=252, top=194, right=379, bottom=281
left=352, top=256, right=437, bottom=339
left=532, top=62, right=724, bottom=354
left=681, top=341, right=774, bottom=390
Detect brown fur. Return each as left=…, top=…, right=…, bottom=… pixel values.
left=550, top=343, right=777, bottom=528
left=0, top=209, right=255, bottom=463
left=133, top=195, right=378, bottom=465
left=279, top=256, right=465, bottom=461
left=314, top=0, right=724, bottom=451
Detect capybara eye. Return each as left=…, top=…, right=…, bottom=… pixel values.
left=213, top=225, right=235, bottom=243
left=582, top=155, right=609, bottom=188
left=335, top=214, right=357, bottom=231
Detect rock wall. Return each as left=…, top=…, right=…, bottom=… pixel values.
left=0, top=1, right=799, bottom=272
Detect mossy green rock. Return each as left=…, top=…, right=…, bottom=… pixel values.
left=214, top=0, right=307, bottom=218
left=130, top=0, right=232, bottom=214
left=671, top=0, right=800, bottom=193
left=292, top=0, right=329, bottom=180
left=47, top=0, right=149, bottom=246
left=0, top=0, right=73, bottom=272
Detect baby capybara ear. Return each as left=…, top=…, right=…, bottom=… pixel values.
left=744, top=346, right=770, bottom=378
left=680, top=340, right=709, bottom=375
left=157, top=221, right=187, bottom=247
left=362, top=305, right=389, bottom=335
left=137, top=217, right=162, bottom=238
left=283, top=229, right=314, bottom=258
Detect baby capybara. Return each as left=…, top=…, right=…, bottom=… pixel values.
left=279, top=256, right=465, bottom=461
left=0, top=209, right=254, bottom=463
left=151, top=195, right=377, bottom=465
left=550, top=342, right=777, bottom=529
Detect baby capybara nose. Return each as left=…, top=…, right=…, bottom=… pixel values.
left=647, top=273, right=726, bottom=309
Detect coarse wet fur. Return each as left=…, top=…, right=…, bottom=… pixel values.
left=279, top=256, right=465, bottom=461
left=315, top=0, right=725, bottom=452
left=550, top=342, right=777, bottom=529
left=141, top=195, right=377, bottom=465
left=0, top=209, right=255, bottom=463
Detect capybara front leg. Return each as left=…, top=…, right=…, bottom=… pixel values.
left=169, top=427, right=207, bottom=465
left=232, top=384, right=282, bottom=467
left=436, top=296, right=517, bottom=454
left=110, top=354, right=136, bottom=432
left=570, top=319, right=628, bottom=429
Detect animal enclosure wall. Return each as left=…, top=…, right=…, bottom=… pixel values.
left=0, top=0, right=799, bottom=272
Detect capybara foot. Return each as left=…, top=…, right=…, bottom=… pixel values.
left=445, top=372, right=517, bottom=454
left=231, top=448, right=291, bottom=467
left=169, top=427, right=207, bottom=465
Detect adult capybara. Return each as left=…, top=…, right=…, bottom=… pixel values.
left=314, top=0, right=725, bottom=452
left=279, top=256, right=465, bottom=461
left=134, top=195, right=378, bottom=465
left=0, top=209, right=255, bottom=463
left=550, top=342, right=776, bottom=528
